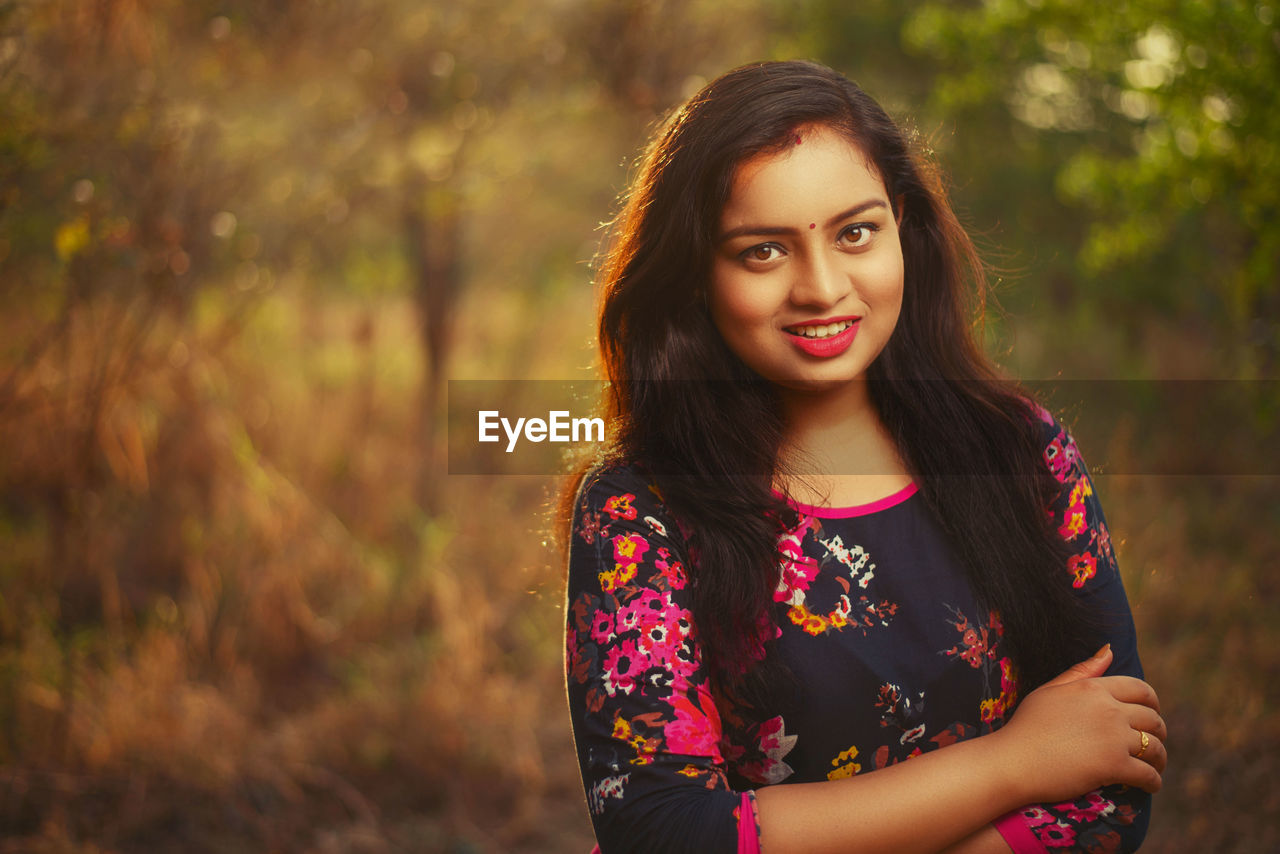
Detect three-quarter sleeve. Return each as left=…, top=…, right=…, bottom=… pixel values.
left=565, top=466, right=760, bottom=854
left=994, top=411, right=1151, bottom=853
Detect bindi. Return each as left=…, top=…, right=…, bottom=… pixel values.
left=809, top=223, right=816, bottom=229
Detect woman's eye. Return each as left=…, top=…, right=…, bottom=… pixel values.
left=839, top=223, right=878, bottom=248
left=741, top=243, right=783, bottom=264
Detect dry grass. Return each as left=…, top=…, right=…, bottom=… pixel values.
left=0, top=287, right=594, bottom=852
left=1113, top=476, right=1280, bottom=853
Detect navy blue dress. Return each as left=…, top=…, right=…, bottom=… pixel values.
left=565, top=410, right=1149, bottom=853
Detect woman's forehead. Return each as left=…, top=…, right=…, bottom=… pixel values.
left=720, top=127, right=887, bottom=226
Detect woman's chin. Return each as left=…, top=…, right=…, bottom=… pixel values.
left=770, top=375, right=868, bottom=398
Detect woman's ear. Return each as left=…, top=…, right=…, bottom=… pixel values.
left=894, top=196, right=905, bottom=226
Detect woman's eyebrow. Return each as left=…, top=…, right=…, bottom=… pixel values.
left=718, top=199, right=889, bottom=243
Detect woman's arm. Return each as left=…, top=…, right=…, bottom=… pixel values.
left=981, top=411, right=1158, bottom=854
left=753, top=643, right=1164, bottom=854
left=940, top=825, right=1013, bottom=854
left=566, top=466, right=753, bottom=852
left=933, top=409, right=1157, bottom=854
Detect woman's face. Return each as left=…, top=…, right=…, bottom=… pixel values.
left=708, top=125, right=904, bottom=395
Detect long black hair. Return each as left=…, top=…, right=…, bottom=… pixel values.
left=571, top=60, right=1099, bottom=703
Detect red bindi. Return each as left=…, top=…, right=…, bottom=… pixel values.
left=809, top=223, right=816, bottom=229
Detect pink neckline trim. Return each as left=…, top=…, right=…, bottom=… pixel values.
left=786, top=482, right=918, bottom=518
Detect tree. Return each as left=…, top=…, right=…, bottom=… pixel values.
left=905, top=0, right=1280, bottom=376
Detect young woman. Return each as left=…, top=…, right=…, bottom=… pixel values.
left=563, top=61, right=1165, bottom=854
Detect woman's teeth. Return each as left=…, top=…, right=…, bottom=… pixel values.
left=789, top=320, right=854, bottom=339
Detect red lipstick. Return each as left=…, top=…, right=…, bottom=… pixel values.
left=785, top=318, right=860, bottom=358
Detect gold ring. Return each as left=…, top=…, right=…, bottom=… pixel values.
left=1135, top=731, right=1150, bottom=759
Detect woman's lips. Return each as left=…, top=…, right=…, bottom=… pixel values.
left=784, top=318, right=859, bottom=357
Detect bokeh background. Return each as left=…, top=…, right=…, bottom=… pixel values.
left=2, top=1, right=1277, bottom=851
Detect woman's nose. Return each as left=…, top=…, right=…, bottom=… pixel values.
left=790, top=252, right=848, bottom=308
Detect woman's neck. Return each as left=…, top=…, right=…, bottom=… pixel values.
left=777, top=379, right=912, bottom=508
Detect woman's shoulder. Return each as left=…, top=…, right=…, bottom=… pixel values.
left=576, top=459, right=664, bottom=515
left=566, top=459, right=696, bottom=603
left=570, top=458, right=686, bottom=545
left=577, top=457, right=652, bottom=496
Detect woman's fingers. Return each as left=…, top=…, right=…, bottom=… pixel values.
left=1001, top=672, right=1168, bottom=801
left=1127, top=730, right=1167, bottom=790
left=1128, top=705, right=1168, bottom=743
left=1043, top=644, right=1113, bottom=687
left=1126, top=753, right=1164, bottom=793
left=1109, top=682, right=1168, bottom=783
left=1094, top=674, right=1162, bottom=712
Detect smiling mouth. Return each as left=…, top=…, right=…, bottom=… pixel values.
left=785, top=319, right=857, bottom=339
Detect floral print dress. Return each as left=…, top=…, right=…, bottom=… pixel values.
left=565, top=411, right=1149, bottom=853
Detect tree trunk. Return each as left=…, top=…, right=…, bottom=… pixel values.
left=404, top=177, right=462, bottom=516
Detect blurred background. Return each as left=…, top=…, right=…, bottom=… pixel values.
left=1, top=1, right=1277, bottom=851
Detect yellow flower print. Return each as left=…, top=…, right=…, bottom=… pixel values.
left=677, top=764, right=701, bottom=778
left=788, top=603, right=830, bottom=636
left=603, top=533, right=648, bottom=592
left=630, top=744, right=657, bottom=765
left=981, top=658, right=1019, bottom=724
left=1067, top=553, right=1097, bottom=588
left=1059, top=505, right=1087, bottom=539
left=616, top=561, right=638, bottom=587
left=803, top=613, right=828, bottom=635
left=1068, top=478, right=1093, bottom=506
left=614, top=714, right=659, bottom=764
left=980, top=697, right=1003, bottom=723
left=615, top=535, right=641, bottom=560
left=604, top=492, right=637, bottom=520
left=828, top=745, right=862, bottom=780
